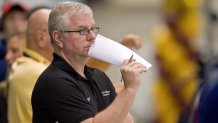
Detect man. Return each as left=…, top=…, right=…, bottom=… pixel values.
left=0, top=5, right=27, bottom=122
left=1, top=3, right=27, bottom=36
left=0, top=3, right=27, bottom=81
left=0, top=3, right=27, bottom=123
left=5, top=32, right=26, bottom=68
left=7, top=8, right=53, bottom=123
left=32, top=2, right=146, bottom=123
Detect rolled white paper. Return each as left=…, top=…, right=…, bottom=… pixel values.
left=88, top=34, right=152, bottom=70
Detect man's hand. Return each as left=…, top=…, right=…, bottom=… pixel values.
left=120, top=59, right=146, bottom=90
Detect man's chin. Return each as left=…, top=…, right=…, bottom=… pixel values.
left=82, top=53, right=89, bottom=58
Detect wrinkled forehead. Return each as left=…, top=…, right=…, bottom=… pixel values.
left=68, top=13, right=95, bottom=28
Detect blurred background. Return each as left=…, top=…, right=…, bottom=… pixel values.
left=1, top=0, right=218, bottom=123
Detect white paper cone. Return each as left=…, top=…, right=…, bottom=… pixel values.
left=88, top=34, right=152, bottom=70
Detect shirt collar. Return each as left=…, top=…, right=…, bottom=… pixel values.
left=23, top=49, right=50, bottom=65
left=52, top=53, right=94, bottom=81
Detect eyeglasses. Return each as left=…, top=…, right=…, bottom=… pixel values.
left=60, top=27, right=100, bottom=35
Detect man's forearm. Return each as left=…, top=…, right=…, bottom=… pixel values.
left=82, top=58, right=145, bottom=123
left=81, top=88, right=137, bottom=123
left=123, top=113, right=134, bottom=123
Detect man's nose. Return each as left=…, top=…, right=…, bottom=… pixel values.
left=86, top=30, right=96, bottom=42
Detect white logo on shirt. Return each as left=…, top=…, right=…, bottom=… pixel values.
left=87, top=97, right=91, bottom=102
left=102, top=91, right=110, bottom=96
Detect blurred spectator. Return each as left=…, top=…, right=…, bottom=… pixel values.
left=197, top=1, right=218, bottom=122
left=0, top=32, right=26, bottom=123
left=1, top=3, right=27, bottom=36
left=0, top=2, right=28, bottom=85
left=5, top=32, right=26, bottom=68
left=0, top=3, right=27, bottom=123
left=0, top=88, right=7, bottom=123
left=151, top=0, right=202, bottom=123
left=0, top=32, right=26, bottom=89
left=0, top=16, right=8, bottom=123
left=0, top=20, right=7, bottom=82
left=198, top=59, right=218, bottom=123
left=7, top=7, right=52, bottom=123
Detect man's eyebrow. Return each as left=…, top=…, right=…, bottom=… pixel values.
left=77, top=25, right=86, bottom=28
left=76, top=25, right=96, bottom=29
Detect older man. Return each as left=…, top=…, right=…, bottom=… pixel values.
left=7, top=8, right=53, bottom=123
left=32, top=2, right=146, bottom=123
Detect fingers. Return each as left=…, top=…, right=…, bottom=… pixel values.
left=121, top=59, right=129, bottom=66
left=139, top=67, right=147, bottom=74
left=133, top=63, right=147, bottom=74
left=121, top=59, right=147, bottom=74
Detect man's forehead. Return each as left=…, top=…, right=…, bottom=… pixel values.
left=69, top=14, right=95, bottom=27
left=69, top=12, right=93, bottom=19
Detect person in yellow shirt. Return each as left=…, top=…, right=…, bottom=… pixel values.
left=7, top=7, right=53, bottom=123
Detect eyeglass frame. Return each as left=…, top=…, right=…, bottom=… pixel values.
left=60, top=27, right=100, bottom=35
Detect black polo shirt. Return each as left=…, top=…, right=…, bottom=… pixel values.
left=31, top=53, right=117, bottom=123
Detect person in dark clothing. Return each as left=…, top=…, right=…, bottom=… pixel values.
left=31, top=1, right=146, bottom=123
left=198, top=61, right=218, bottom=123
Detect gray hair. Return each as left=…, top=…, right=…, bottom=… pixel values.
left=48, top=1, right=93, bottom=45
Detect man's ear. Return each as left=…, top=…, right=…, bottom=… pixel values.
left=53, top=30, right=63, bottom=48
left=36, top=30, right=46, bottom=48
